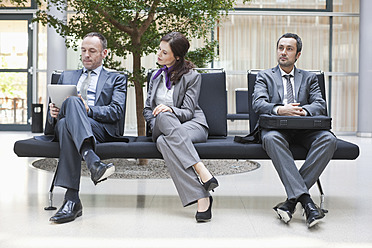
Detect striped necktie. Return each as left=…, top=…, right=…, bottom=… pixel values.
left=80, top=70, right=92, bottom=101
left=284, top=74, right=294, bottom=103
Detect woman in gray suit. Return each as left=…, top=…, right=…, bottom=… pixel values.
left=143, top=32, right=218, bottom=222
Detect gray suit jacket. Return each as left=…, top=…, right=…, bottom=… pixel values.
left=252, top=65, right=326, bottom=117
left=143, top=69, right=208, bottom=132
left=48, top=68, right=127, bottom=138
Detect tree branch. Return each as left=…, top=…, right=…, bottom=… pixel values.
left=138, top=0, right=161, bottom=36
left=94, top=5, right=134, bottom=35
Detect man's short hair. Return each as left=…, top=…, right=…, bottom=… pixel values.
left=277, top=33, right=302, bottom=54
left=83, top=32, right=107, bottom=51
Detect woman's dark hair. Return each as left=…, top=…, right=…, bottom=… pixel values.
left=160, top=32, right=195, bottom=82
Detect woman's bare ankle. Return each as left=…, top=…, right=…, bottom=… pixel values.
left=197, top=197, right=210, bottom=212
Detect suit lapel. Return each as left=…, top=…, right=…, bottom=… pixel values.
left=173, top=77, right=182, bottom=106
left=150, top=73, right=162, bottom=107
left=273, top=66, right=284, bottom=101
left=293, top=67, right=302, bottom=100
left=73, top=69, right=83, bottom=85
left=95, top=68, right=109, bottom=104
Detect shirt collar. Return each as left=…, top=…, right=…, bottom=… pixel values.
left=83, top=65, right=103, bottom=75
left=279, top=66, right=295, bottom=77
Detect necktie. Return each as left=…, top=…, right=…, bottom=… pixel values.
left=284, top=74, right=294, bottom=104
left=80, top=70, right=91, bottom=101
left=152, top=65, right=174, bottom=90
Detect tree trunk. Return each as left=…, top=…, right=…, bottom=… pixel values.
left=132, top=51, right=146, bottom=137
left=132, top=39, right=148, bottom=165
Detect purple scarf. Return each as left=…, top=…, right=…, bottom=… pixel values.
left=152, top=65, right=174, bottom=90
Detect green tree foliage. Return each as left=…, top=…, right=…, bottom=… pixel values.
left=5, top=0, right=246, bottom=136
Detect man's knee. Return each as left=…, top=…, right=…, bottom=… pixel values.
left=262, top=131, right=283, bottom=144
left=320, top=132, right=338, bottom=150
left=65, top=95, right=80, bottom=103
left=262, top=130, right=287, bottom=150
left=57, top=117, right=66, bottom=128
left=62, top=96, right=83, bottom=109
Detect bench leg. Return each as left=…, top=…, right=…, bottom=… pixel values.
left=44, top=171, right=57, bottom=211
left=316, top=179, right=328, bottom=213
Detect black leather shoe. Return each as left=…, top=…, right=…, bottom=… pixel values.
left=195, top=196, right=213, bottom=222
left=49, top=200, right=82, bottom=224
left=273, top=199, right=297, bottom=223
left=303, top=202, right=325, bottom=228
left=202, top=177, right=219, bottom=192
left=89, top=161, right=115, bottom=185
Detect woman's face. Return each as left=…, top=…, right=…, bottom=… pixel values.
left=157, top=41, right=177, bottom=67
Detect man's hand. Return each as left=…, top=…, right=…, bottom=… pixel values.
left=153, top=104, right=173, bottom=117
left=78, top=94, right=90, bottom=113
left=277, top=103, right=306, bottom=116
left=49, top=103, right=60, bottom=118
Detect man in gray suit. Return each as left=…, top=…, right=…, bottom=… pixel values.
left=252, top=33, right=337, bottom=228
left=47, top=32, right=127, bottom=224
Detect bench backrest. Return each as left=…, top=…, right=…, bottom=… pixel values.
left=198, top=69, right=227, bottom=137
left=247, top=70, right=326, bottom=133
left=45, top=70, right=128, bottom=136
left=147, top=69, right=227, bottom=137
left=235, top=89, right=249, bottom=114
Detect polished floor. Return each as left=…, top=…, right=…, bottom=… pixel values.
left=1, top=131, right=372, bottom=248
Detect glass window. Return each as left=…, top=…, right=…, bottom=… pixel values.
left=0, top=20, right=28, bottom=69
left=333, top=0, right=360, bottom=13
left=0, top=19, right=29, bottom=125
left=0, top=72, right=28, bottom=124
left=216, top=15, right=330, bottom=72
left=0, top=0, right=32, bottom=8
left=234, top=0, right=327, bottom=10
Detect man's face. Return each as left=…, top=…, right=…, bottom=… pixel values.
left=277, top=37, right=301, bottom=70
left=81, top=36, right=107, bottom=70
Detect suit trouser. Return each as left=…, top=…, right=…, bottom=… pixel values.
left=261, top=129, right=337, bottom=200
left=54, top=96, right=109, bottom=190
left=152, top=112, right=209, bottom=207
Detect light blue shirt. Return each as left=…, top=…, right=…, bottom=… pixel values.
left=77, top=65, right=103, bottom=107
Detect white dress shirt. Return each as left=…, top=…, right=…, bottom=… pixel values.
left=273, top=67, right=296, bottom=115
left=155, top=71, right=174, bottom=107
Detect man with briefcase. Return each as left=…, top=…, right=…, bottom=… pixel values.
left=252, top=33, right=337, bottom=228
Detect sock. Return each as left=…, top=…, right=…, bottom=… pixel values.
left=81, top=139, right=100, bottom=169
left=297, top=193, right=314, bottom=208
left=80, top=138, right=94, bottom=157
left=65, top=188, right=80, bottom=203
left=83, top=150, right=100, bottom=170
left=285, top=198, right=297, bottom=209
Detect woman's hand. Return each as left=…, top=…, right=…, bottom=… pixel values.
left=153, top=104, right=173, bottom=116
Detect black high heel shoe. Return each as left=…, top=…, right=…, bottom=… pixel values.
left=202, top=177, right=219, bottom=192
left=195, top=196, right=213, bottom=222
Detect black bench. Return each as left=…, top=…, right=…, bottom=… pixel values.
left=14, top=69, right=359, bottom=208
left=13, top=68, right=360, bottom=161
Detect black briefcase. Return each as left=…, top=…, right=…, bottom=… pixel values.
left=258, top=114, right=332, bottom=130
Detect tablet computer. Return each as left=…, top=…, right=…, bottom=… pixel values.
left=48, top=84, right=78, bottom=108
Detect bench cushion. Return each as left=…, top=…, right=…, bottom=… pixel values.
left=14, top=136, right=359, bottom=160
